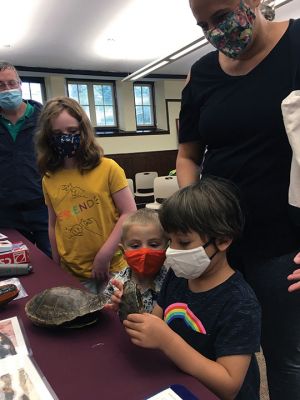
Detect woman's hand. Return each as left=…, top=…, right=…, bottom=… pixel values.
left=287, top=253, right=300, bottom=292
left=104, top=279, right=124, bottom=311
left=124, top=313, right=171, bottom=349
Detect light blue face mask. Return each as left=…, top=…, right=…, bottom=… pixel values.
left=0, top=89, right=23, bottom=110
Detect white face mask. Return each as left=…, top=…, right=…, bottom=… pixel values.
left=165, top=243, right=214, bottom=279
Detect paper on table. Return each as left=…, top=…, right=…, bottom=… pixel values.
left=147, top=388, right=183, bottom=400
left=0, top=316, right=29, bottom=358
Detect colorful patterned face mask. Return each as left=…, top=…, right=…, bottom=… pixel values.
left=203, top=1, right=256, bottom=59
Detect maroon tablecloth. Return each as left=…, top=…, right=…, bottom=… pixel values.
left=0, top=229, right=219, bottom=400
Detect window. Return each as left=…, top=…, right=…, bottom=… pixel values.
left=20, top=77, right=46, bottom=104
left=133, top=83, right=155, bottom=128
left=67, top=80, right=117, bottom=128
left=68, top=82, right=90, bottom=119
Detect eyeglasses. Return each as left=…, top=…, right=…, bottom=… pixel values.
left=0, top=80, right=21, bottom=91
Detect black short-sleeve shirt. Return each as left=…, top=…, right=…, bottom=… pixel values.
left=179, top=19, right=300, bottom=257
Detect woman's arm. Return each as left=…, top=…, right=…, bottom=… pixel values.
left=92, top=186, right=137, bottom=282
left=176, top=141, right=205, bottom=188
left=47, top=202, right=60, bottom=264
left=124, top=313, right=251, bottom=400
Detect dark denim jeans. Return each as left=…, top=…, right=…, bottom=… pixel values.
left=230, top=250, right=300, bottom=400
left=0, top=204, right=51, bottom=258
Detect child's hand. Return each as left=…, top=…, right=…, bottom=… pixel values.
left=124, top=313, right=170, bottom=350
left=104, top=280, right=124, bottom=312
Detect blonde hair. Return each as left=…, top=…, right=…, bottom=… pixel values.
left=35, top=96, right=103, bottom=175
left=121, top=209, right=168, bottom=243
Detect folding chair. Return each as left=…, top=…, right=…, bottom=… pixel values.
left=146, top=176, right=179, bottom=210
left=134, top=171, right=158, bottom=197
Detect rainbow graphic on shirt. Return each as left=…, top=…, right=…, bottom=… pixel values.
left=164, top=303, right=206, bottom=334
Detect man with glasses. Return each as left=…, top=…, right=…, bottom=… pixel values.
left=0, top=61, right=50, bottom=256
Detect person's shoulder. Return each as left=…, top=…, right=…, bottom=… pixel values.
left=287, top=18, right=300, bottom=42
left=289, top=18, right=300, bottom=30
left=191, top=49, right=218, bottom=75
left=93, top=157, right=113, bottom=173
left=100, top=157, right=122, bottom=170
left=26, top=99, right=43, bottom=113
left=226, top=271, right=259, bottom=304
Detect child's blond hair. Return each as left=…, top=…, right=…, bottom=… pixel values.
left=121, top=209, right=168, bottom=244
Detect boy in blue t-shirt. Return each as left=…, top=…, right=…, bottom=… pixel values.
left=115, top=177, right=261, bottom=400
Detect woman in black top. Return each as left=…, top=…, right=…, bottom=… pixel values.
left=176, top=1, right=300, bottom=399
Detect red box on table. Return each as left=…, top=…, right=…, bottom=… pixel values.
left=0, top=242, right=30, bottom=264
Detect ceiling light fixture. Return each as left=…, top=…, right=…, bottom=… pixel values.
left=122, top=37, right=207, bottom=81
left=122, top=0, right=294, bottom=81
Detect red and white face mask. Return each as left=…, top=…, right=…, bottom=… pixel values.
left=124, top=248, right=166, bottom=277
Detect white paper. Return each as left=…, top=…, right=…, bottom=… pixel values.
left=0, top=355, right=56, bottom=400
left=147, top=388, right=183, bottom=400
left=0, top=316, right=29, bottom=358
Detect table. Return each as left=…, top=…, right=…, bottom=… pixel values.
left=0, top=229, right=219, bottom=400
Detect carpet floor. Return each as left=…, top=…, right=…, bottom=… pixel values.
left=256, top=351, right=269, bottom=400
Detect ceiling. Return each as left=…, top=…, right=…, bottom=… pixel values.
left=0, top=0, right=299, bottom=78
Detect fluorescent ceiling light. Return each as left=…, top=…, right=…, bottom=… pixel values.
left=273, top=0, right=293, bottom=6
left=130, top=61, right=170, bottom=81
left=170, top=38, right=208, bottom=60
left=123, top=0, right=294, bottom=81
left=122, top=35, right=206, bottom=82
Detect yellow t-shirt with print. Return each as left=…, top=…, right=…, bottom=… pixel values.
left=42, top=158, right=128, bottom=278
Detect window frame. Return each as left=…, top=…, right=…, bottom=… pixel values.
left=67, top=78, right=119, bottom=130
left=19, top=76, right=47, bottom=104
left=133, top=81, right=156, bottom=130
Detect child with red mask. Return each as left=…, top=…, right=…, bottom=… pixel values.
left=103, top=208, right=168, bottom=312
left=120, top=177, right=261, bottom=400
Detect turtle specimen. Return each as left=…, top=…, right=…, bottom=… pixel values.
left=25, top=286, right=109, bottom=328
left=118, top=280, right=144, bottom=322
left=0, top=284, right=19, bottom=307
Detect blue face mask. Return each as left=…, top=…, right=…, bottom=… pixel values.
left=0, top=89, right=23, bottom=110
left=51, top=133, right=81, bottom=158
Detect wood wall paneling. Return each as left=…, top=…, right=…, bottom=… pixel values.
left=106, top=150, right=177, bottom=181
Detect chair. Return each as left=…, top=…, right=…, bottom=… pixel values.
left=146, top=175, right=179, bottom=210
left=134, top=171, right=158, bottom=198
left=127, top=178, right=134, bottom=195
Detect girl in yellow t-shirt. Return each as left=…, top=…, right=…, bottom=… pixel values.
left=35, top=96, right=137, bottom=293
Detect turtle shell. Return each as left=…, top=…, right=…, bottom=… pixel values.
left=25, top=286, right=108, bottom=328
left=118, top=281, right=144, bottom=322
